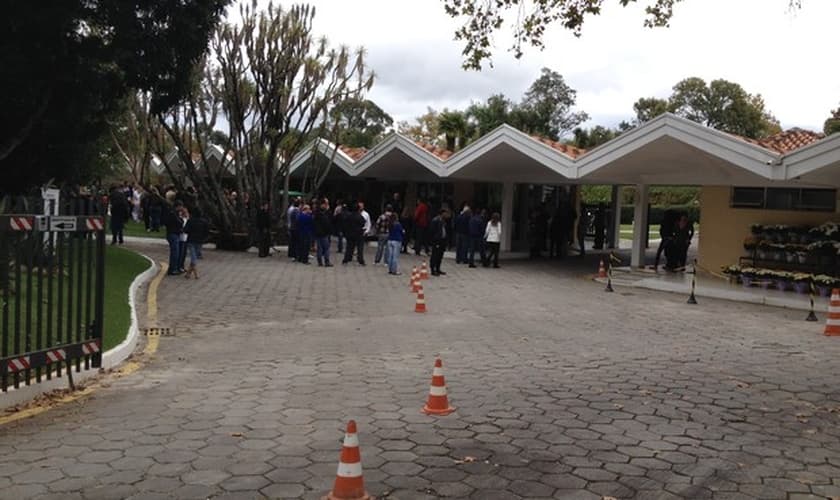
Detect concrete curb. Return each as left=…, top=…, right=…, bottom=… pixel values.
left=0, top=252, right=157, bottom=410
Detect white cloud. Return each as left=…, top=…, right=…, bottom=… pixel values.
left=252, top=0, right=840, bottom=132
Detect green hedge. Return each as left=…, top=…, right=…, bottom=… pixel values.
left=620, top=205, right=701, bottom=225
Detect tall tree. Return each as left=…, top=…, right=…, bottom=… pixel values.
left=1, top=0, right=229, bottom=193
left=572, top=125, right=622, bottom=148
left=331, top=98, right=394, bottom=148
left=518, top=68, right=589, bottom=139
left=668, top=78, right=780, bottom=138
left=398, top=108, right=442, bottom=145
left=466, top=94, right=514, bottom=138
left=825, top=105, right=840, bottom=136
left=443, top=0, right=803, bottom=70
left=143, top=2, right=373, bottom=242
left=632, top=78, right=780, bottom=138
left=632, top=97, right=670, bottom=124
left=437, top=110, right=469, bottom=150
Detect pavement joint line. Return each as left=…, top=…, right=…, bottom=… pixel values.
left=0, top=260, right=167, bottom=427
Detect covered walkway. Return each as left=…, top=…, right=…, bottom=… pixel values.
left=291, top=113, right=840, bottom=270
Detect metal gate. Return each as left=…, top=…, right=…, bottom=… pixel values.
left=0, top=209, right=105, bottom=392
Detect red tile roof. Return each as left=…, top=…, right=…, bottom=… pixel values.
left=338, top=145, right=367, bottom=161
left=756, top=128, right=825, bottom=154
left=412, top=141, right=454, bottom=160
left=529, top=135, right=587, bottom=159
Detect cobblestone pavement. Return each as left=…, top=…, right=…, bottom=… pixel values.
left=1, top=243, right=840, bottom=500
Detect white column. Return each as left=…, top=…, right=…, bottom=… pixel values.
left=610, top=185, right=621, bottom=249
left=631, top=184, right=649, bottom=268
left=501, top=181, right=514, bottom=252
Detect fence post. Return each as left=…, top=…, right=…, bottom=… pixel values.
left=92, top=225, right=105, bottom=368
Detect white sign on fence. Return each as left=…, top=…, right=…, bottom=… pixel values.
left=49, top=216, right=77, bottom=232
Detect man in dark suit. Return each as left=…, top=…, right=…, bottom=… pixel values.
left=429, top=208, right=451, bottom=276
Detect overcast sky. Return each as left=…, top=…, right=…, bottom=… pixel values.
left=250, top=0, right=839, bottom=134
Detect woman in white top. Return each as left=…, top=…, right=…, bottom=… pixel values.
left=484, top=212, right=502, bottom=268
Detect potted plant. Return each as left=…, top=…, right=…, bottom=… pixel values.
left=743, top=235, right=759, bottom=253
left=785, top=244, right=798, bottom=263
left=757, top=241, right=772, bottom=260
left=773, top=271, right=793, bottom=292
left=740, top=267, right=757, bottom=287
left=813, top=275, right=837, bottom=297
left=792, top=273, right=812, bottom=294
left=796, top=250, right=809, bottom=264
left=808, top=240, right=835, bottom=257
left=722, top=265, right=741, bottom=284
left=755, top=269, right=775, bottom=290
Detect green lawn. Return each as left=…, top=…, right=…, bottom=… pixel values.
left=102, top=245, right=150, bottom=350
left=1, top=244, right=150, bottom=361
left=119, top=218, right=165, bottom=239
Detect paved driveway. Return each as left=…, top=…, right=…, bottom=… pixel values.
left=0, top=244, right=838, bottom=499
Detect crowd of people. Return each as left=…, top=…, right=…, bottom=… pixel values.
left=106, top=182, right=693, bottom=278
left=105, top=183, right=209, bottom=278
left=273, top=193, right=505, bottom=277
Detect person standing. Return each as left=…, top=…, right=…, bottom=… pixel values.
left=468, top=208, right=487, bottom=268
left=577, top=203, right=589, bottom=258
left=256, top=202, right=272, bottom=258
left=674, top=213, right=694, bottom=270
left=109, top=187, right=130, bottom=245
left=297, top=204, right=314, bottom=264
left=399, top=205, right=413, bottom=254
left=484, top=212, right=502, bottom=269
left=387, top=213, right=404, bottom=275
left=359, top=201, right=372, bottom=240
left=163, top=195, right=184, bottom=276
left=333, top=199, right=345, bottom=254
left=178, top=206, right=189, bottom=272
left=314, top=200, right=334, bottom=267
left=429, top=208, right=450, bottom=276
left=183, top=208, right=208, bottom=278
left=454, top=206, right=471, bottom=264
left=342, top=203, right=366, bottom=265
left=654, top=208, right=679, bottom=271
left=413, top=198, right=430, bottom=256
left=390, top=192, right=403, bottom=219
left=374, top=204, right=394, bottom=265
left=287, top=198, right=300, bottom=260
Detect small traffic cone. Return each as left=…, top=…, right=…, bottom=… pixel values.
left=411, top=274, right=422, bottom=293
left=420, top=262, right=429, bottom=280
left=422, top=358, right=455, bottom=416
left=323, top=420, right=371, bottom=500
left=597, top=259, right=606, bottom=279
left=824, top=289, right=840, bottom=336
left=414, top=286, right=427, bottom=313
left=409, top=267, right=418, bottom=292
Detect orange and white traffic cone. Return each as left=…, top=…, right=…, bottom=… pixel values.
left=420, top=262, right=429, bottom=280
left=411, top=274, right=422, bottom=293
left=415, top=286, right=427, bottom=313
left=825, top=288, right=840, bottom=336
left=597, top=259, right=606, bottom=279
left=409, top=267, right=418, bottom=292
left=323, top=420, right=370, bottom=500
left=422, top=358, right=454, bottom=416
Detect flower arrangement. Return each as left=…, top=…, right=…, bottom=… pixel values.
left=808, top=240, right=836, bottom=255
left=721, top=265, right=741, bottom=276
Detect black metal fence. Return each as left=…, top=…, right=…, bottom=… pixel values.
left=0, top=196, right=106, bottom=392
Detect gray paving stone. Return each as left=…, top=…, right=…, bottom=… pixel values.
left=2, top=245, right=840, bottom=499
